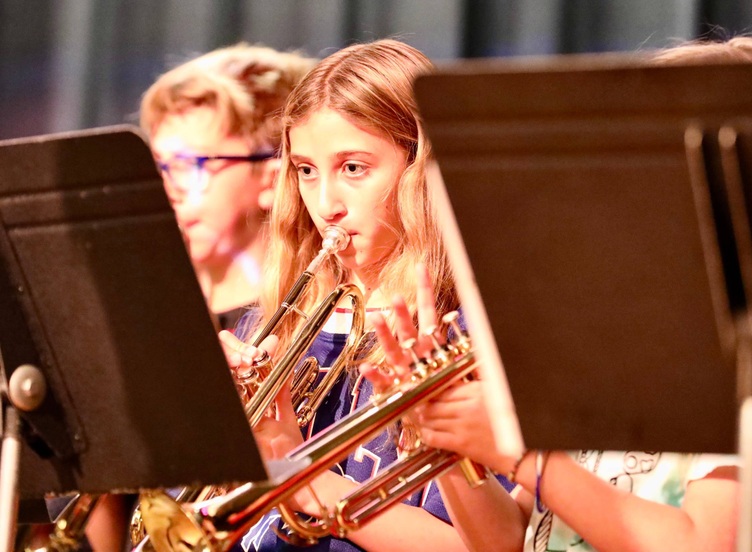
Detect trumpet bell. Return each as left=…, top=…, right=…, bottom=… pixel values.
left=140, top=479, right=285, bottom=552
left=139, top=491, right=211, bottom=552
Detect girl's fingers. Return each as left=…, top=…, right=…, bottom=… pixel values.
left=256, top=335, right=280, bottom=360
left=426, top=382, right=472, bottom=404
left=219, top=331, right=279, bottom=367
left=370, top=312, right=405, bottom=366
left=415, top=263, right=444, bottom=358
left=416, top=384, right=478, bottom=427
left=218, top=330, right=246, bottom=365
left=418, top=401, right=465, bottom=426
left=392, top=295, right=418, bottom=345
left=359, top=362, right=396, bottom=393
left=368, top=265, right=448, bottom=381
left=417, top=413, right=462, bottom=434
left=415, top=426, right=454, bottom=451
left=393, top=294, right=435, bottom=360
left=275, top=373, right=297, bottom=424
left=415, top=263, right=439, bottom=333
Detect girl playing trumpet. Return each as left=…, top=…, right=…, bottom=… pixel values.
left=222, top=38, right=519, bottom=552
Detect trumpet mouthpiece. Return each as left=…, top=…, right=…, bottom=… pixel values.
left=305, top=226, right=350, bottom=273
left=321, top=226, right=350, bottom=253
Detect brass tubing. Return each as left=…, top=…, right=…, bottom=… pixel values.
left=143, top=350, right=478, bottom=551
left=333, top=447, right=460, bottom=536
left=251, top=225, right=349, bottom=347
left=137, top=226, right=360, bottom=551
left=244, top=283, right=364, bottom=428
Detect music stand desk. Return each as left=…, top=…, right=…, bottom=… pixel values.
left=0, top=126, right=266, bottom=546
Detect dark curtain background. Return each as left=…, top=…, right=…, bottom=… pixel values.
left=1, top=0, right=751, bottom=140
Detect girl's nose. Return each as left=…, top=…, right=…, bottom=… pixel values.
left=316, top=177, right=347, bottom=221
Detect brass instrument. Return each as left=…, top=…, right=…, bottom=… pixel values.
left=15, top=494, right=99, bottom=552
left=233, top=224, right=364, bottom=428
left=138, top=312, right=484, bottom=552
left=326, top=318, right=489, bottom=538
left=130, top=488, right=220, bottom=551
left=316, top=446, right=487, bottom=539
left=130, top=225, right=365, bottom=549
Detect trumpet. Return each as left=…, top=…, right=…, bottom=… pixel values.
left=131, top=225, right=365, bottom=549
left=15, top=493, right=99, bottom=552
left=233, top=224, right=364, bottom=427
left=138, top=311, right=484, bottom=551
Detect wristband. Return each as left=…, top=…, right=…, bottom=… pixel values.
left=507, top=449, right=530, bottom=484
left=535, top=450, right=550, bottom=513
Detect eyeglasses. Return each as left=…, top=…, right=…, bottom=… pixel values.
left=157, top=152, right=277, bottom=195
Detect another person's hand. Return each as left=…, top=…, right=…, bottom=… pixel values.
left=358, top=264, right=510, bottom=472
left=413, top=380, right=509, bottom=472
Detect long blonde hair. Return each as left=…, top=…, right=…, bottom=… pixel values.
left=259, top=39, right=458, bottom=365
left=653, top=36, right=752, bottom=65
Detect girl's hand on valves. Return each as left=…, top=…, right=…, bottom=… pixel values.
left=218, top=330, right=278, bottom=368
left=360, top=263, right=443, bottom=391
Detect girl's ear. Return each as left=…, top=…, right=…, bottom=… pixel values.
left=258, top=158, right=281, bottom=211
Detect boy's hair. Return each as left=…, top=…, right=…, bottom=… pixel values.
left=260, top=39, right=458, bottom=365
left=140, top=43, right=317, bottom=148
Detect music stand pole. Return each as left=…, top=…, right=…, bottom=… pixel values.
left=0, top=364, right=47, bottom=552
left=0, top=405, right=21, bottom=552
left=739, top=397, right=752, bottom=552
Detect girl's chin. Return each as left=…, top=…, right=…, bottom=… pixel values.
left=187, top=246, right=214, bottom=265
left=334, top=254, right=357, bottom=270
left=335, top=253, right=386, bottom=278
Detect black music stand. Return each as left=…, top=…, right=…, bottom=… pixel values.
left=415, top=55, right=752, bottom=551
left=0, top=126, right=267, bottom=550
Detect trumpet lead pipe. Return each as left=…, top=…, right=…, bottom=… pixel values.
left=253, top=225, right=349, bottom=346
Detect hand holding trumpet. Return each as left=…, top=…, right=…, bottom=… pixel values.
left=358, top=264, right=496, bottom=466
left=218, top=331, right=304, bottom=462
left=217, top=330, right=276, bottom=368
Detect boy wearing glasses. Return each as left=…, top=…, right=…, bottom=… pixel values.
left=141, top=43, right=317, bottom=330
left=65, top=44, right=316, bottom=552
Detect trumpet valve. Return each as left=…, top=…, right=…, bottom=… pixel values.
left=232, top=360, right=272, bottom=401
left=422, top=325, right=452, bottom=366
left=292, top=356, right=321, bottom=426
left=442, top=311, right=471, bottom=355
left=400, top=338, right=432, bottom=380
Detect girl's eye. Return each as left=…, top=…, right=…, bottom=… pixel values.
left=343, top=163, right=366, bottom=177
left=296, top=164, right=317, bottom=179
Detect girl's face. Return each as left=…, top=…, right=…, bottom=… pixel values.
left=151, top=106, right=274, bottom=266
left=289, top=108, right=407, bottom=283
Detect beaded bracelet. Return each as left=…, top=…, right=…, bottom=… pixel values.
left=506, top=449, right=530, bottom=484
left=535, top=450, right=550, bottom=513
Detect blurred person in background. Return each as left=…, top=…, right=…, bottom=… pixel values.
left=17, top=44, right=319, bottom=552
left=141, top=43, right=317, bottom=330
